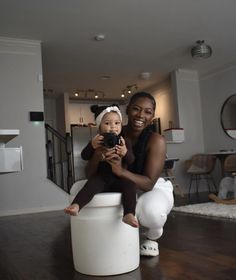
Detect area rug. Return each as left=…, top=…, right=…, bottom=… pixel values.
left=172, top=202, right=236, bottom=219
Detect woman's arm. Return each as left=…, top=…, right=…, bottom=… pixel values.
left=122, top=137, right=135, bottom=165
left=106, top=133, right=166, bottom=192
left=115, top=136, right=135, bottom=166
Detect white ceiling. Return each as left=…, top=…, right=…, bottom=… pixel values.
left=1, top=0, right=236, bottom=101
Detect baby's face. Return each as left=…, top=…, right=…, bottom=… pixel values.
left=99, top=112, right=122, bottom=135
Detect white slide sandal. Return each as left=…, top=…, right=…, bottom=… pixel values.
left=140, top=240, right=159, bottom=256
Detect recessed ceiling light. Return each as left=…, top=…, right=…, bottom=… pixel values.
left=100, top=75, right=111, bottom=80
left=140, top=72, right=152, bottom=80
left=94, top=34, right=105, bottom=41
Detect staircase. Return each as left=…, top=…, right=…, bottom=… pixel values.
left=45, top=124, right=74, bottom=193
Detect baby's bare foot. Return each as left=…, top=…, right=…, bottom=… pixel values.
left=64, top=204, right=80, bottom=216
left=123, top=213, right=139, bottom=228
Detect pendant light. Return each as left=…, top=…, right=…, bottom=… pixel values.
left=191, top=40, right=212, bottom=59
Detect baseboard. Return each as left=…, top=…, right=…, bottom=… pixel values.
left=0, top=205, right=67, bottom=217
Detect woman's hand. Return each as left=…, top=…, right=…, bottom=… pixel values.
left=106, top=151, right=124, bottom=177
left=92, top=146, right=106, bottom=161
left=115, top=136, right=127, bottom=158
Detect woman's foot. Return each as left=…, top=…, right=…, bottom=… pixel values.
left=64, top=204, right=80, bottom=216
left=123, top=213, right=139, bottom=228
left=140, top=239, right=159, bottom=256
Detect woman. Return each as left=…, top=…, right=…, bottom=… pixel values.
left=85, top=92, right=174, bottom=256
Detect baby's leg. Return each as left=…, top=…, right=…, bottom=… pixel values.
left=64, top=204, right=80, bottom=216
left=123, top=213, right=139, bottom=228
left=112, top=178, right=138, bottom=227
left=64, top=174, right=106, bottom=216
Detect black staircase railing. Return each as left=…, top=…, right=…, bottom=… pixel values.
left=45, top=124, right=74, bottom=193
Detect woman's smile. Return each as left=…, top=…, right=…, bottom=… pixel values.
left=133, top=119, right=145, bottom=127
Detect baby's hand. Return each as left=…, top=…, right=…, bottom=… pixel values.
left=91, top=134, right=104, bottom=149
left=115, top=136, right=127, bottom=158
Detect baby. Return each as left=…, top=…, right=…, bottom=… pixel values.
left=64, top=104, right=139, bottom=227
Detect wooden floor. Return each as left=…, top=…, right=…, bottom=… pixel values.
left=0, top=194, right=236, bottom=280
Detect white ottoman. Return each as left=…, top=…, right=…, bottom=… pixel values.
left=69, top=180, right=140, bottom=276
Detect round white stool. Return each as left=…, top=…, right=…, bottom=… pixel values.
left=69, top=180, right=140, bottom=276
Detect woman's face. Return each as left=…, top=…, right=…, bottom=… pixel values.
left=127, top=97, right=155, bottom=131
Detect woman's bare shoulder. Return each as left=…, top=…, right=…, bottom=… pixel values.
left=148, top=132, right=166, bottom=146
left=146, top=132, right=166, bottom=156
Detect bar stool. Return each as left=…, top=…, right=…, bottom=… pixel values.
left=163, top=158, right=184, bottom=197
left=223, top=155, right=236, bottom=175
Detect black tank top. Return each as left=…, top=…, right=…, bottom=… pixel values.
left=125, top=125, right=153, bottom=174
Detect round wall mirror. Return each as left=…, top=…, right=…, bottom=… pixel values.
left=221, top=94, right=236, bottom=139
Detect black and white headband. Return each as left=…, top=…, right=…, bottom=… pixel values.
left=96, top=106, right=122, bottom=127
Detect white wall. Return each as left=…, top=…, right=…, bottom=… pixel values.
left=149, top=70, right=206, bottom=193
left=0, top=37, right=68, bottom=216
left=44, top=96, right=57, bottom=128
left=151, top=78, right=175, bottom=133
left=168, top=69, right=206, bottom=192
left=200, top=67, right=236, bottom=152
left=200, top=67, right=236, bottom=185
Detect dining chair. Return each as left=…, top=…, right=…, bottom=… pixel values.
left=163, top=158, right=184, bottom=197
left=223, top=154, right=236, bottom=175
left=186, top=154, right=217, bottom=196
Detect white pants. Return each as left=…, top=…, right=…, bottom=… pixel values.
left=136, top=178, right=174, bottom=240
